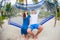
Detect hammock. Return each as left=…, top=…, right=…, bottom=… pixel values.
left=15, top=0, right=45, bottom=10
left=8, top=15, right=54, bottom=28
left=8, top=0, right=54, bottom=28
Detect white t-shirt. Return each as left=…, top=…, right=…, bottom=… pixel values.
left=30, top=10, right=40, bottom=25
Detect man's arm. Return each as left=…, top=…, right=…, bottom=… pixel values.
left=36, top=10, right=40, bottom=15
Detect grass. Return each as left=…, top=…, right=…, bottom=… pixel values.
left=0, top=15, right=8, bottom=23
left=0, top=15, right=6, bottom=20
left=0, top=16, right=4, bottom=25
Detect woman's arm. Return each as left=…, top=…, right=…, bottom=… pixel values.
left=20, top=13, right=23, bottom=17
left=28, top=17, right=31, bottom=27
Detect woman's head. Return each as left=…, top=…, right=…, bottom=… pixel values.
left=25, top=11, right=28, bottom=15
left=23, top=11, right=28, bottom=19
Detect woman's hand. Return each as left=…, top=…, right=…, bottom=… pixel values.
left=20, top=13, right=23, bottom=17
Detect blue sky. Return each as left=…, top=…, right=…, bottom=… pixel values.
left=0, top=0, right=2, bottom=2
left=58, top=0, right=60, bottom=6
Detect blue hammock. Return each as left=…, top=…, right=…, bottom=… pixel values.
left=15, top=0, right=45, bottom=10
left=8, top=15, right=54, bottom=28
left=8, top=0, right=54, bottom=28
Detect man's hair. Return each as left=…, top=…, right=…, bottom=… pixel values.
left=31, top=10, right=35, bottom=11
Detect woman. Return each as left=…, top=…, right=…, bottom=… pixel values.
left=21, top=11, right=30, bottom=40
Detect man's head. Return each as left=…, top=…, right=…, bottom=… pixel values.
left=31, top=10, right=36, bottom=14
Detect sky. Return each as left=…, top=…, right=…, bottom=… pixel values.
left=0, top=0, right=2, bottom=2
left=0, top=0, right=60, bottom=6
left=58, top=0, right=60, bottom=6
left=24, top=0, right=42, bottom=4
left=0, top=0, right=16, bottom=5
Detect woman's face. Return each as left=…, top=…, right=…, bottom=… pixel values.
left=25, top=11, right=28, bottom=15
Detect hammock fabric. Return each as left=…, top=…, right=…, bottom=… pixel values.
left=15, top=0, right=45, bottom=10
left=8, top=0, right=54, bottom=28
left=8, top=15, right=54, bottom=28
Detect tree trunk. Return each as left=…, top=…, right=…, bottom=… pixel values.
left=33, top=0, right=38, bottom=4
left=0, top=22, right=3, bottom=28
left=19, top=0, right=24, bottom=4
left=53, top=0, right=58, bottom=27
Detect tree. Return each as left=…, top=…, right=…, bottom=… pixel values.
left=45, top=1, right=55, bottom=12
left=0, top=0, right=3, bottom=16
left=32, top=0, right=38, bottom=4
left=0, top=16, right=4, bottom=28
left=5, top=3, right=12, bottom=18
left=19, top=0, right=24, bottom=4
left=16, top=0, right=19, bottom=2
left=53, top=0, right=59, bottom=26
left=0, top=0, right=4, bottom=28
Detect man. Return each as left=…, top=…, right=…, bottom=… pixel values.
left=27, top=10, right=43, bottom=40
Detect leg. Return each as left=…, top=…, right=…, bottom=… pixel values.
left=34, top=25, right=43, bottom=39
left=24, top=35, right=29, bottom=40
left=27, top=28, right=34, bottom=38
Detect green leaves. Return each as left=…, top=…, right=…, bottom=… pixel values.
left=0, top=16, right=4, bottom=26
left=5, top=3, right=11, bottom=12
left=32, top=0, right=38, bottom=4
left=19, top=0, right=24, bottom=4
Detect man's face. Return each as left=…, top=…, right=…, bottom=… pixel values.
left=32, top=10, right=36, bottom=14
